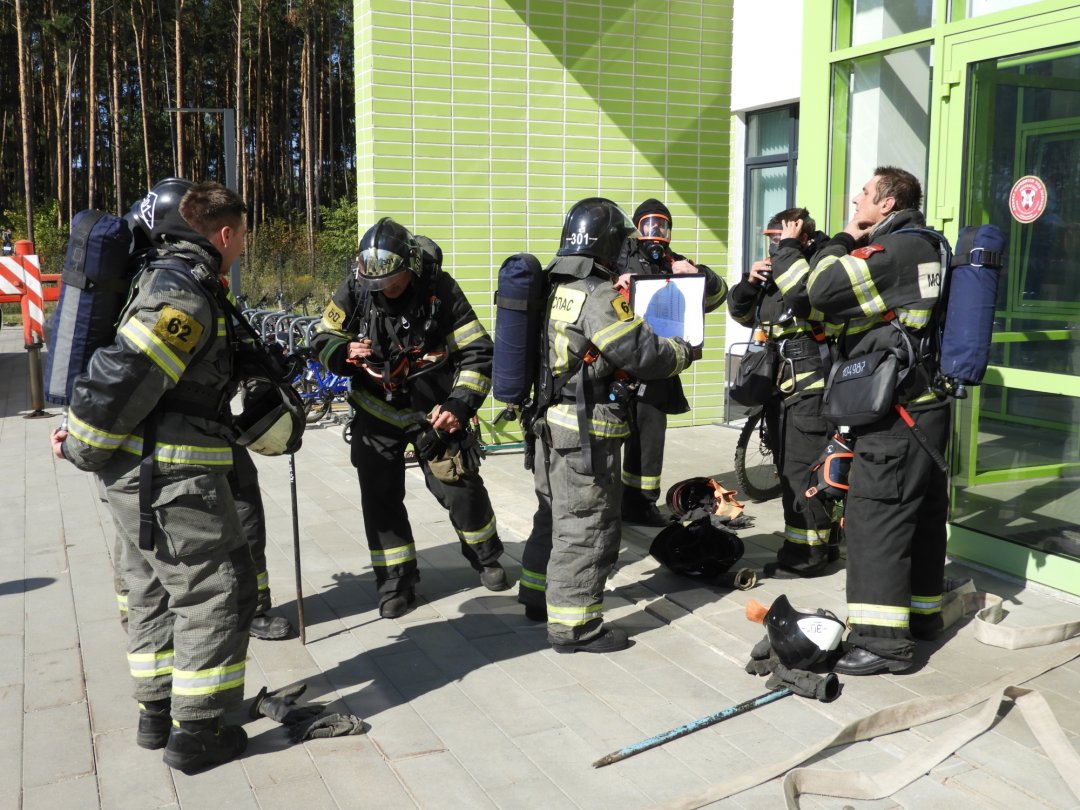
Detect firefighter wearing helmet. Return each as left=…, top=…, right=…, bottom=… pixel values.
left=124, top=178, right=297, bottom=643
left=615, top=198, right=728, bottom=526
left=516, top=197, right=696, bottom=653
left=51, top=181, right=255, bottom=772
left=310, top=217, right=510, bottom=619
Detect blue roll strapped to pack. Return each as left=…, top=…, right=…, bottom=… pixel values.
left=44, top=210, right=135, bottom=405
left=492, top=252, right=545, bottom=406
left=937, top=224, right=1006, bottom=398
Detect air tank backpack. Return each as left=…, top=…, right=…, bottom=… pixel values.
left=44, top=210, right=135, bottom=405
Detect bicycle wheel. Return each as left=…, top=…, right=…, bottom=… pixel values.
left=734, top=408, right=782, bottom=502
left=296, top=376, right=331, bottom=423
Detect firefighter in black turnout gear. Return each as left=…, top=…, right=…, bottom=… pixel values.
left=728, top=208, right=840, bottom=577
left=517, top=198, right=695, bottom=653
left=616, top=199, right=727, bottom=526
left=311, top=218, right=509, bottom=619
left=805, top=167, right=950, bottom=675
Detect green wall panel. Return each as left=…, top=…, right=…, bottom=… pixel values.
left=354, top=0, right=732, bottom=424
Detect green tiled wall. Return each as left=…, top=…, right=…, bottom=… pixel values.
left=355, top=0, right=732, bottom=425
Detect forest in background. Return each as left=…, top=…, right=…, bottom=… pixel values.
left=1, top=0, right=359, bottom=302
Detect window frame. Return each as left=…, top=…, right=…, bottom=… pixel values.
left=742, top=103, right=800, bottom=276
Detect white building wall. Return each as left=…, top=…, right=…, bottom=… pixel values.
left=725, top=1, right=806, bottom=387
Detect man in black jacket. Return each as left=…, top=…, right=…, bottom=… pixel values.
left=729, top=208, right=839, bottom=577
left=311, top=218, right=509, bottom=619
left=616, top=199, right=727, bottom=526
left=805, top=167, right=950, bottom=675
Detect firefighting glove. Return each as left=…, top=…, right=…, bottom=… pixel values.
left=249, top=684, right=325, bottom=725
left=287, top=712, right=366, bottom=743
left=744, top=634, right=779, bottom=677
left=413, top=425, right=450, bottom=463
left=765, top=663, right=840, bottom=703
left=458, top=429, right=486, bottom=474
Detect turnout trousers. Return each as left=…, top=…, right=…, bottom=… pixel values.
left=230, top=445, right=271, bottom=615
left=518, top=433, right=623, bottom=644
left=350, top=406, right=503, bottom=599
left=769, top=391, right=836, bottom=572
left=844, top=403, right=951, bottom=661
left=104, top=465, right=256, bottom=721
left=621, top=397, right=666, bottom=507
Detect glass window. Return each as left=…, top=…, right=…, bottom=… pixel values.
left=966, top=0, right=1043, bottom=18
left=747, top=108, right=793, bottom=158
left=830, top=45, right=932, bottom=228
left=744, top=105, right=798, bottom=273
left=847, top=0, right=934, bottom=47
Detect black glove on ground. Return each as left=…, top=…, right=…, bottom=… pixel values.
left=765, top=663, right=840, bottom=702
left=287, top=712, right=366, bottom=743
left=249, top=684, right=326, bottom=725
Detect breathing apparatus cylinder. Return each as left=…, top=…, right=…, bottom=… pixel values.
left=492, top=253, right=546, bottom=407
left=937, top=224, right=1006, bottom=398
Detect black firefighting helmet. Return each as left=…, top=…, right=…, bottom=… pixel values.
left=234, top=378, right=305, bottom=456
left=557, top=197, right=639, bottom=271
left=356, top=217, right=422, bottom=290
left=764, top=594, right=845, bottom=670
left=650, top=516, right=745, bottom=579
left=666, top=477, right=720, bottom=518
left=124, top=177, right=195, bottom=250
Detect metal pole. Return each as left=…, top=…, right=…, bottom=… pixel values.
left=289, top=452, right=306, bottom=644
left=221, top=108, right=241, bottom=296
left=591, top=688, right=793, bottom=768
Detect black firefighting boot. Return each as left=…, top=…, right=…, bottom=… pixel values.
left=249, top=613, right=292, bottom=640
left=162, top=716, right=248, bottom=774
left=136, top=698, right=172, bottom=750
left=479, top=561, right=511, bottom=591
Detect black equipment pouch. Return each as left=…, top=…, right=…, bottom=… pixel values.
left=821, top=349, right=899, bottom=426
left=821, top=318, right=914, bottom=426
left=730, top=342, right=779, bottom=406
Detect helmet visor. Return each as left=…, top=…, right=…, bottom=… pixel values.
left=357, top=247, right=408, bottom=289
left=637, top=213, right=671, bottom=243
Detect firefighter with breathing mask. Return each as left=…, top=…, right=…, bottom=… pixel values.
left=616, top=199, right=728, bottom=526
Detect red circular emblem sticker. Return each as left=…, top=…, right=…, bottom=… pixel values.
left=1009, top=175, right=1048, bottom=224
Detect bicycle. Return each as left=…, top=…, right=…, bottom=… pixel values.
left=733, top=405, right=782, bottom=502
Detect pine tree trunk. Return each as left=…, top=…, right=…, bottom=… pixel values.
left=175, top=0, right=185, bottom=174
left=110, top=5, right=122, bottom=211
left=14, top=0, right=35, bottom=242
left=131, top=1, right=152, bottom=191
left=87, top=0, right=97, bottom=209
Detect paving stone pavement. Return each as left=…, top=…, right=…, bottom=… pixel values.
left=2, top=328, right=1079, bottom=810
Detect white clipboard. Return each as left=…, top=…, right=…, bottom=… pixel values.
left=629, top=273, right=706, bottom=348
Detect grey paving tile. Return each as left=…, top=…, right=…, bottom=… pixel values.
left=514, top=726, right=652, bottom=808
left=0, top=633, right=24, bottom=687
left=944, top=764, right=1062, bottom=809
left=24, top=646, right=85, bottom=710
left=393, top=750, right=497, bottom=809
left=253, top=776, right=339, bottom=810
left=94, top=728, right=178, bottom=809
left=365, top=700, right=447, bottom=762
left=22, top=774, right=102, bottom=810
left=171, top=757, right=260, bottom=808
left=22, top=702, right=93, bottom=788
left=0, top=684, right=23, bottom=810
left=314, top=741, right=418, bottom=809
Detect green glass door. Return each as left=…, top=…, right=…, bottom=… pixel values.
left=938, top=14, right=1080, bottom=592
